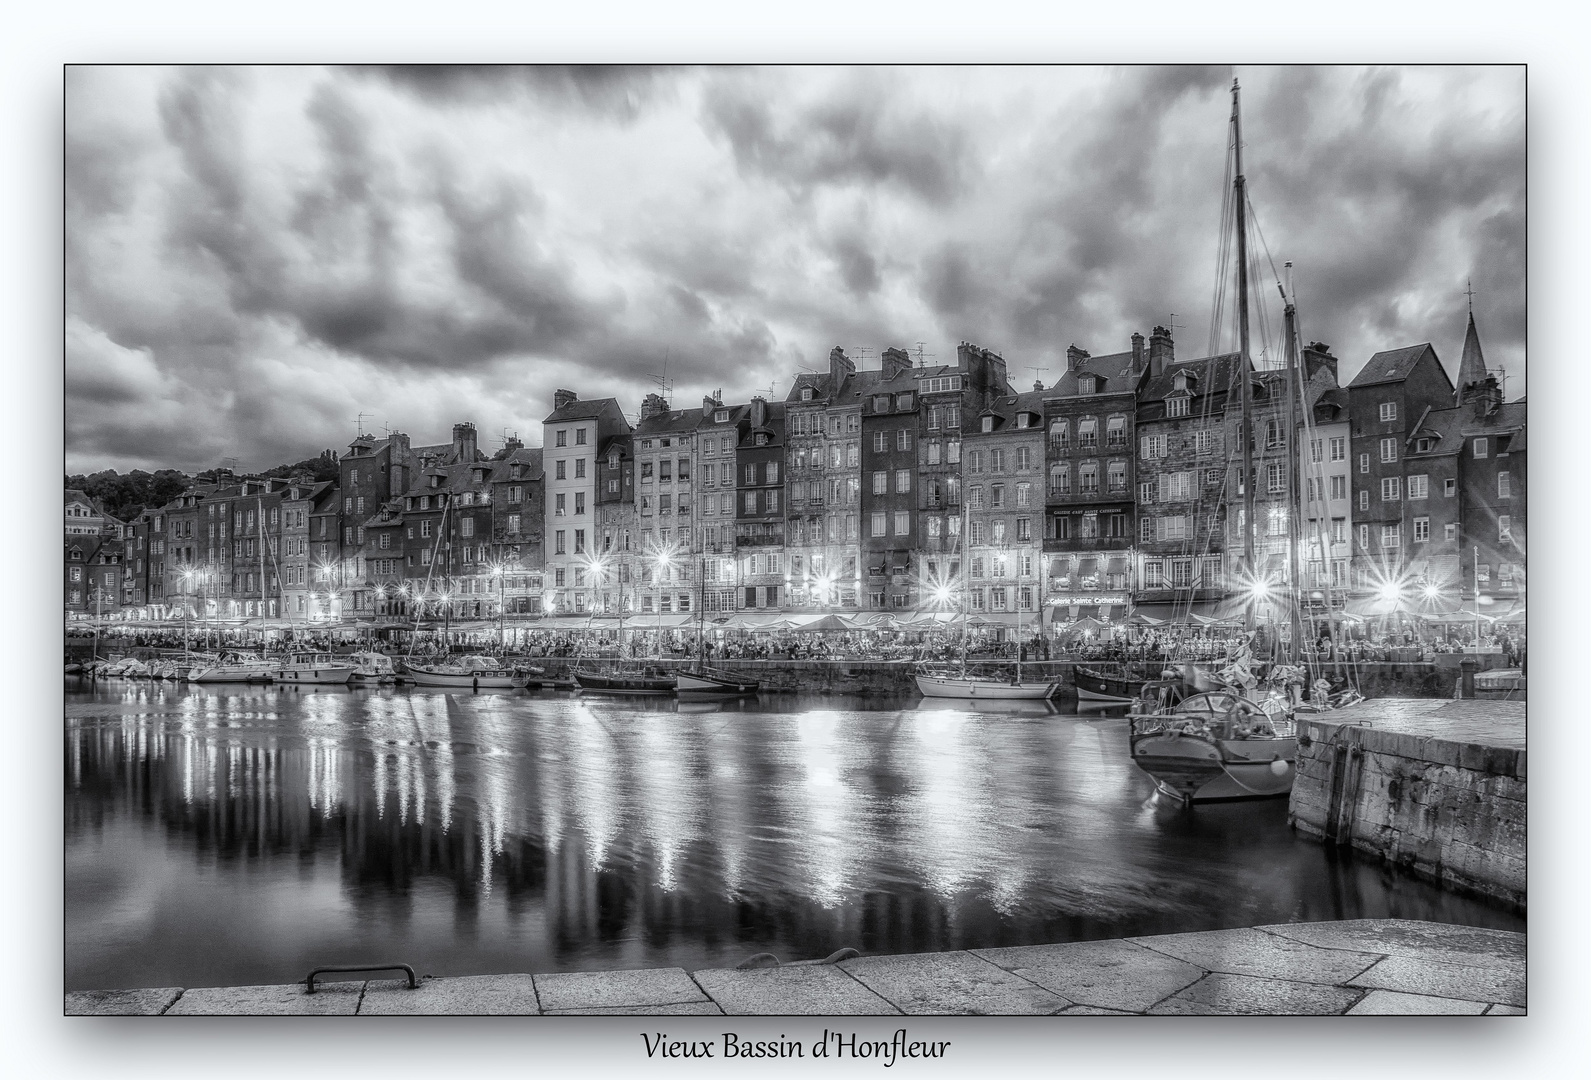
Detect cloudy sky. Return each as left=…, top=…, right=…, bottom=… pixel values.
left=65, top=65, right=1524, bottom=475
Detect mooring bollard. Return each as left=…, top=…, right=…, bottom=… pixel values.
left=1459, top=657, right=1478, bottom=700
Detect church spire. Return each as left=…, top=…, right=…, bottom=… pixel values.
left=1455, top=304, right=1488, bottom=403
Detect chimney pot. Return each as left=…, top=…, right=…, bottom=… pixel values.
left=553, top=389, right=578, bottom=411
left=1066, top=345, right=1091, bottom=370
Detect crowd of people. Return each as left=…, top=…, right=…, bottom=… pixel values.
left=66, top=618, right=1526, bottom=674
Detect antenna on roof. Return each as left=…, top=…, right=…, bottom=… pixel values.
left=351, top=412, right=371, bottom=438
left=914, top=342, right=935, bottom=367
left=853, top=346, right=872, bottom=367
left=647, top=350, right=673, bottom=404
left=1167, top=314, right=1186, bottom=337
left=1027, top=365, right=1049, bottom=388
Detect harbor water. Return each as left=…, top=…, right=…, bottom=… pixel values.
left=65, top=681, right=1523, bottom=992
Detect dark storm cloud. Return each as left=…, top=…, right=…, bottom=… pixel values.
left=701, top=69, right=976, bottom=203
left=64, top=66, right=1524, bottom=474
left=369, top=64, right=674, bottom=118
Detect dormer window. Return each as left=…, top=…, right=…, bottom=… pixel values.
left=801, top=387, right=814, bottom=402
left=756, top=433, right=769, bottom=446
left=1166, top=396, right=1190, bottom=418
left=1415, top=437, right=1435, bottom=453
left=874, top=395, right=890, bottom=412
left=608, top=450, right=620, bottom=470
left=419, top=496, right=429, bottom=509
left=1173, top=373, right=1188, bottom=391
left=981, top=416, right=994, bottom=433
left=715, top=409, right=728, bottom=422
left=1016, top=413, right=1031, bottom=429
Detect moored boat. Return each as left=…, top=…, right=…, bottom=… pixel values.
left=188, top=652, right=277, bottom=684
left=406, top=655, right=520, bottom=689
left=348, top=651, right=397, bottom=685
left=914, top=664, right=1059, bottom=700
left=270, top=652, right=356, bottom=686
left=1129, top=689, right=1296, bottom=802
left=573, top=666, right=677, bottom=695
left=675, top=666, right=760, bottom=695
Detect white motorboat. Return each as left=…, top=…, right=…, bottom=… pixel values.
left=270, top=651, right=356, bottom=686
left=188, top=652, right=277, bottom=684
left=348, top=651, right=397, bottom=685
left=405, top=655, right=520, bottom=689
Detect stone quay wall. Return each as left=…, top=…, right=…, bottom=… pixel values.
left=1289, top=717, right=1526, bottom=911
left=66, top=639, right=1454, bottom=700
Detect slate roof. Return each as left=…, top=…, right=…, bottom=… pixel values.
left=1455, top=313, right=1489, bottom=395
left=1138, top=353, right=1242, bottom=401
left=635, top=406, right=705, bottom=436
left=1048, top=351, right=1142, bottom=397
left=545, top=396, right=624, bottom=424
left=1405, top=400, right=1527, bottom=459
left=1348, top=343, right=1438, bottom=389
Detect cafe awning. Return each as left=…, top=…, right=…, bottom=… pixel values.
left=1106, top=557, right=1127, bottom=574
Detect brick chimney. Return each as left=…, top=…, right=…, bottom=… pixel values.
left=702, top=389, right=722, bottom=414
left=639, top=393, right=670, bottom=421
left=751, top=397, right=768, bottom=428
left=1067, top=345, right=1091, bottom=371
left=881, top=346, right=912, bottom=381
left=829, top=347, right=855, bottom=391
left=1148, top=325, right=1174, bottom=378
left=452, top=422, right=478, bottom=462
left=553, top=389, right=578, bottom=411
left=1469, top=374, right=1502, bottom=419
left=1131, top=332, right=1146, bottom=371
left=1303, top=341, right=1338, bottom=385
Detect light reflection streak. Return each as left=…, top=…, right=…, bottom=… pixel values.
left=789, top=712, right=859, bottom=908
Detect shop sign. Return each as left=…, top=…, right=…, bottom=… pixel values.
left=1047, top=594, right=1128, bottom=605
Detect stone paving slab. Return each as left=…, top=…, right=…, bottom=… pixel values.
left=533, top=968, right=707, bottom=1012
left=973, top=938, right=1203, bottom=1013
left=1346, top=989, right=1490, bottom=1015
left=165, top=980, right=363, bottom=1016
left=1350, top=954, right=1526, bottom=1008
left=839, top=951, right=1067, bottom=1015
left=67, top=920, right=1528, bottom=1018
left=1261, top=919, right=1526, bottom=967
left=547, top=1001, right=726, bottom=1015
left=692, top=965, right=900, bottom=1015
left=1148, top=973, right=1364, bottom=1016
left=359, top=974, right=540, bottom=1015
left=64, top=987, right=183, bottom=1016
left=1129, top=927, right=1381, bottom=985
left=1325, top=699, right=1526, bottom=750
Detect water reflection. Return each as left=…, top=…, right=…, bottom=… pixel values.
left=65, top=682, right=1523, bottom=992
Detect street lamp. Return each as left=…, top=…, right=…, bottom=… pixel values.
left=653, top=549, right=674, bottom=656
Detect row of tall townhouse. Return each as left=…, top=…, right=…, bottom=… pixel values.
left=74, top=314, right=1522, bottom=626
left=1347, top=312, right=1526, bottom=610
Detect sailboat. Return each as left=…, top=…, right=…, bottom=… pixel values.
left=675, top=548, right=760, bottom=695
left=1129, top=79, right=1299, bottom=802
left=915, top=464, right=1060, bottom=700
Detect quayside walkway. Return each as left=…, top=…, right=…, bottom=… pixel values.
left=66, top=919, right=1524, bottom=1016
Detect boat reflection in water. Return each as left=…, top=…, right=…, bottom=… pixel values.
left=65, top=683, right=1522, bottom=993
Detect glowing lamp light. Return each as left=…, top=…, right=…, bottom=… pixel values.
left=1422, top=583, right=1442, bottom=600
left=1376, top=582, right=1401, bottom=602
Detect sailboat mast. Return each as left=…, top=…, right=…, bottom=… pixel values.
left=697, top=549, right=706, bottom=667
left=1232, top=79, right=1258, bottom=607
left=1281, top=292, right=1306, bottom=663
left=257, top=494, right=267, bottom=645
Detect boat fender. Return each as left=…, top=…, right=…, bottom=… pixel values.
left=1269, top=759, right=1291, bottom=776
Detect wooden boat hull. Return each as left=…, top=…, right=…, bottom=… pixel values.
left=1130, top=731, right=1297, bottom=802
left=915, top=674, right=1057, bottom=700
left=574, top=671, right=676, bottom=695
left=1073, top=667, right=1142, bottom=703
left=675, top=669, right=760, bottom=694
